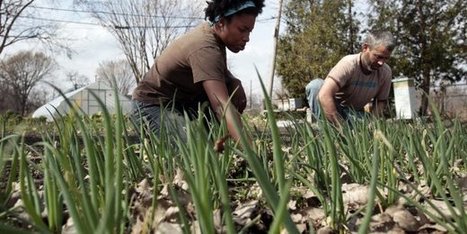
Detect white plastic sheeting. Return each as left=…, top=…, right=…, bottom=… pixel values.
left=32, top=81, right=132, bottom=121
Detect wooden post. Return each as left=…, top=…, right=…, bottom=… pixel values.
left=268, top=0, right=284, bottom=99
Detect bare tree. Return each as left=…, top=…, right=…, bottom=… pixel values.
left=66, top=70, right=90, bottom=90
left=95, top=59, right=135, bottom=95
left=0, top=50, right=56, bottom=115
left=26, top=88, right=49, bottom=114
left=0, top=0, right=66, bottom=56
left=74, top=0, right=203, bottom=82
left=0, top=78, right=15, bottom=113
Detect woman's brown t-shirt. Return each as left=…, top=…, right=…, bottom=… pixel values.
left=132, top=22, right=233, bottom=108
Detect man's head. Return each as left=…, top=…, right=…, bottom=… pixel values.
left=361, top=31, right=395, bottom=71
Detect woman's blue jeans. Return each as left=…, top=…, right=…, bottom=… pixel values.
left=130, top=100, right=187, bottom=139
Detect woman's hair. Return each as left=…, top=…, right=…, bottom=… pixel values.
left=364, top=31, right=396, bottom=51
left=205, top=0, right=265, bottom=24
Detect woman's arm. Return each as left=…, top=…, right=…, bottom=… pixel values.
left=202, top=79, right=245, bottom=143
left=226, top=77, right=247, bottom=113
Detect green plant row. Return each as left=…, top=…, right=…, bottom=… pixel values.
left=0, top=85, right=466, bottom=233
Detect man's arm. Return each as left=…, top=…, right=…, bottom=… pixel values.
left=318, top=78, right=342, bottom=125
left=372, top=100, right=387, bottom=117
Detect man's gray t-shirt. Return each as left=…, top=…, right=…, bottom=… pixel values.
left=326, top=53, right=392, bottom=110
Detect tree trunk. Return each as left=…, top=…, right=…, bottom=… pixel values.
left=419, top=70, right=431, bottom=116
left=417, top=0, right=430, bottom=116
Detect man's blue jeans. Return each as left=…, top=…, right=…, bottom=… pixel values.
left=305, top=79, right=325, bottom=119
left=305, top=79, right=367, bottom=121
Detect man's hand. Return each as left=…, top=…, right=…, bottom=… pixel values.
left=372, top=100, right=387, bottom=117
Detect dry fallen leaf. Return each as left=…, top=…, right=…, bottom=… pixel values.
left=304, top=207, right=326, bottom=221
left=424, top=199, right=464, bottom=221
left=342, top=183, right=371, bottom=212
left=418, top=223, right=448, bottom=233
left=62, top=218, right=76, bottom=234
left=368, top=213, right=395, bottom=233
left=233, top=200, right=259, bottom=226
left=391, top=210, right=420, bottom=232
left=156, top=222, right=183, bottom=234
left=173, top=168, right=189, bottom=191
left=316, top=226, right=334, bottom=234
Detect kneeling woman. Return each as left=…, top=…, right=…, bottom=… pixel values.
left=131, top=0, right=265, bottom=148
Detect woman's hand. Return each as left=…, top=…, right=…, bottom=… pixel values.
left=214, top=134, right=229, bottom=153
left=203, top=79, right=244, bottom=144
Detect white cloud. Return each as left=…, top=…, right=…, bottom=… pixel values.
left=59, top=26, right=124, bottom=81
left=228, top=0, right=283, bottom=96
left=5, top=0, right=283, bottom=96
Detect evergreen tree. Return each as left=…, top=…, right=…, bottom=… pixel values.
left=276, top=0, right=360, bottom=100
left=367, top=0, right=467, bottom=115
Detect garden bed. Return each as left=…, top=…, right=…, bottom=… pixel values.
left=0, top=111, right=466, bottom=233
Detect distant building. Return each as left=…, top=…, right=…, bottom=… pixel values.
left=32, top=80, right=132, bottom=121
